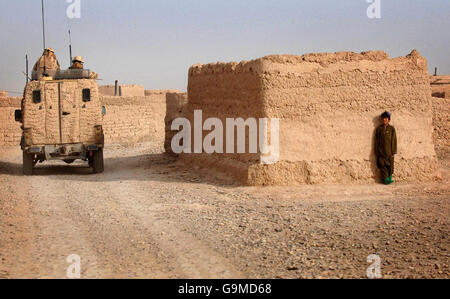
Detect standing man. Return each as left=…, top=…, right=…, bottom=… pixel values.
left=375, top=111, right=398, bottom=185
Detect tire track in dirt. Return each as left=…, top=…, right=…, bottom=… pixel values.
left=1, top=145, right=242, bottom=278
left=85, top=152, right=244, bottom=278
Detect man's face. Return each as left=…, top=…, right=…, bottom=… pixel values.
left=382, top=117, right=390, bottom=126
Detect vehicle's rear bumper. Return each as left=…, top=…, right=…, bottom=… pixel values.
left=25, top=143, right=103, bottom=161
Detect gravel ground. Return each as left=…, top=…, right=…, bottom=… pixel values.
left=0, top=142, right=449, bottom=278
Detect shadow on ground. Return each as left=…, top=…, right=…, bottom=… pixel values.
left=0, top=153, right=237, bottom=187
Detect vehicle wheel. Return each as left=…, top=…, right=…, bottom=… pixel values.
left=23, top=151, right=34, bottom=176
left=92, top=149, right=104, bottom=174
left=63, top=159, right=76, bottom=164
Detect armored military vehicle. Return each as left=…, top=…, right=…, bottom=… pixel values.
left=15, top=68, right=106, bottom=175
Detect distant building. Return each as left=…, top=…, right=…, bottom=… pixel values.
left=431, top=75, right=450, bottom=99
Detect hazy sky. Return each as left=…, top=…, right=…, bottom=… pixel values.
left=1, top=0, right=449, bottom=94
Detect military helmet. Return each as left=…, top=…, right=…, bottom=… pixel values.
left=73, top=56, right=85, bottom=64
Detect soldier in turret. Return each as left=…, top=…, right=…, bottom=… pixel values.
left=69, top=56, right=84, bottom=69
left=32, top=48, right=60, bottom=78
left=69, top=56, right=98, bottom=79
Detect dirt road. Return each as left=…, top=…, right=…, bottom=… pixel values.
left=0, top=142, right=449, bottom=278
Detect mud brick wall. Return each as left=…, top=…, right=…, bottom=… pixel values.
left=0, top=97, right=22, bottom=146
left=99, top=84, right=145, bottom=97
left=184, top=60, right=267, bottom=183
left=145, top=90, right=180, bottom=97
left=431, top=75, right=450, bottom=99
left=100, top=92, right=167, bottom=145
left=432, top=96, right=450, bottom=160
left=184, top=50, right=441, bottom=186
left=165, top=92, right=188, bottom=155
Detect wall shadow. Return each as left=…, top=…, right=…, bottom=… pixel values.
left=0, top=161, right=22, bottom=176
left=370, top=116, right=381, bottom=181
left=0, top=153, right=238, bottom=187
left=54, top=153, right=238, bottom=187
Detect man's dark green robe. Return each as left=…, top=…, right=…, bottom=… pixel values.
left=375, top=124, right=398, bottom=180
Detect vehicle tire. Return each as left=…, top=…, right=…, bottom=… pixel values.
left=63, top=159, right=75, bottom=164
left=92, top=149, right=104, bottom=174
left=23, top=151, right=34, bottom=176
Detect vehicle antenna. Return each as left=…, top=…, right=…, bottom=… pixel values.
left=69, top=30, right=73, bottom=65
left=41, top=0, right=47, bottom=76
left=26, top=55, right=29, bottom=83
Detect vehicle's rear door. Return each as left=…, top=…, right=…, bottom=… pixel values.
left=44, top=82, right=61, bottom=144
left=78, top=80, right=102, bottom=144
left=60, top=81, right=80, bottom=144
left=23, top=81, right=60, bottom=145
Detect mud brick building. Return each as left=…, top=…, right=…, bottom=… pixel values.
left=182, top=50, right=440, bottom=185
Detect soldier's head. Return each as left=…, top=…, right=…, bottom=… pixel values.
left=381, top=111, right=391, bottom=126
left=72, top=56, right=84, bottom=65
left=44, top=48, right=55, bottom=56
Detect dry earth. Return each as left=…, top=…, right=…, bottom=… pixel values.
left=0, top=142, right=449, bottom=279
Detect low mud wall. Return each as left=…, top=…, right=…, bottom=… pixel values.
left=431, top=75, right=450, bottom=99
left=0, top=97, right=22, bottom=146
left=99, top=84, right=145, bottom=97
left=432, top=96, right=450, bottom=160
left=164, top=92, right=188, bottom=155
left=100, top=93, right=167, bottom=145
